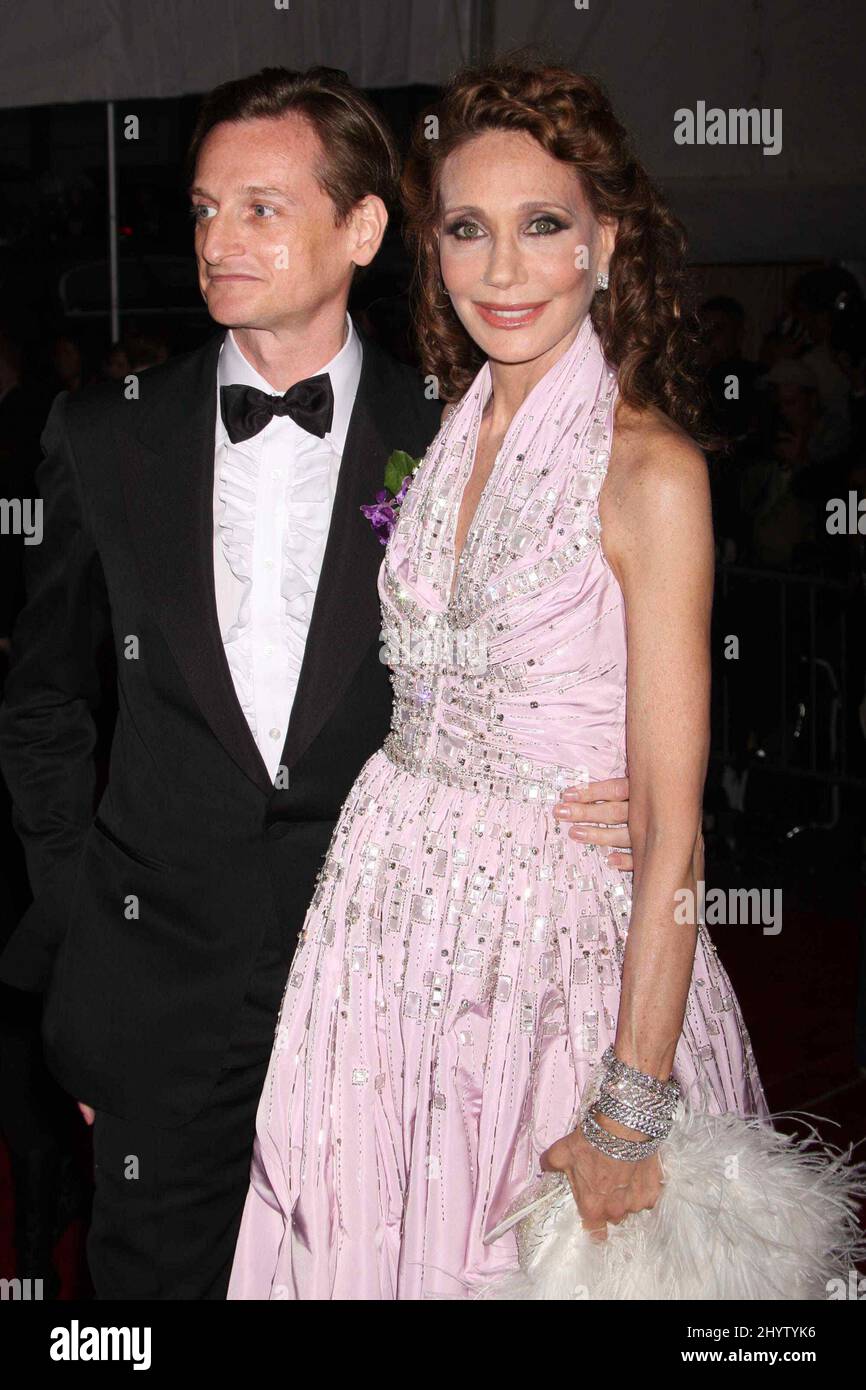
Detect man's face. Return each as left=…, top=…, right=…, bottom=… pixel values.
left=700, top=310, right=740, bottom=366
left=190, top=114, right=360, bottom=331
left=776, top=382, right=816, bottom=429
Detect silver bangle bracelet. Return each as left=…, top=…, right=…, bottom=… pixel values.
left=596, top=1075, right=679, bottom=1130
left=580, top=1109, right=663, bottom=1162
left=591, top=1090, right=674, bottom=1141
left=600, top=1045, right=682, bottom=1108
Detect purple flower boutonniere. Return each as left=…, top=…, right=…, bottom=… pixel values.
left=360, top=449, right=422, bottom=545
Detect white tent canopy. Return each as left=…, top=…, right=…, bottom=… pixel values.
left=1, top=0, right=863, bottom=264
left=487, top=0, right=866, bottom=263
left=0, top=0, right=476, bottom=104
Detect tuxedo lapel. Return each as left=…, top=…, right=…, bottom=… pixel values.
left=279, top=329, right=395, bottom=771
left=117, top=322, right=419, bottom=795
left=118, top=330, right=273, bottom=794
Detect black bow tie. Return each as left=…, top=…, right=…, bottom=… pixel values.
left=219, top=374, right=334, bottom=444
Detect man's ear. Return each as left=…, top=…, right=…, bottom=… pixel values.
left=351, top=194, right=388, bottom=268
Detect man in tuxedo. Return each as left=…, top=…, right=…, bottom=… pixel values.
left=0, top=67, right=631, bottom=1299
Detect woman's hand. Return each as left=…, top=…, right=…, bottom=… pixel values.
left=539, top=1118, right=663, bottom=1242
left=552, top=776, right=633, bottom=870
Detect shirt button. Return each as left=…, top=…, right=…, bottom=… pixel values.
left=269, top=727, right=281, bottom=740
left=264, top=558, right=274, bottom=569
left=271, top=469, right=283, bottom=481
left=264, top=643, right=274, bottom=656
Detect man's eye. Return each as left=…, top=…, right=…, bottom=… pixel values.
left=253, top=204, right=276, bottom=219
left=190, top=205, right=215, bottom=221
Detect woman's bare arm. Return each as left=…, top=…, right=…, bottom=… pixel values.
left=598, top=419, right=714, bottom=1087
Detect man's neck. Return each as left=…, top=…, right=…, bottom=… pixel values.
left=230, top=309, right=350, bottom=393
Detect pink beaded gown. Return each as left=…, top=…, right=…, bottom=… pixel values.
left=227, top=313, right=769, bottom=1301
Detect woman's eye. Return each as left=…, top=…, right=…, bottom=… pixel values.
left=445, top=215, right=565, bottom=239
left=527, top=216, right=564, bottom=235
left=448, top=220, right=483, bottom=240
left=253, top=204, right=276, bottom=219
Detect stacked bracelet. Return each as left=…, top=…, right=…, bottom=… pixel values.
left=579, top=1045, right=683, bottom=1163
left=581, top=1111, right=662, bottom=1162
left=591, top=1090, right=672, bottom=1140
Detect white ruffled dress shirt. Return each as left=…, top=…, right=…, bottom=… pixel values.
left=213, top=314, right=362, bottom=783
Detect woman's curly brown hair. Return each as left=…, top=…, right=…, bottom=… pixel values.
left=400, top=54, right=722, bottom=452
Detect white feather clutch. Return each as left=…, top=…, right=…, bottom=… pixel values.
left=475, top=1080, right=866, bottom=1301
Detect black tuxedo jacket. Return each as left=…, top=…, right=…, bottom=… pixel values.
left=0, top=322, right=441, bottom=1126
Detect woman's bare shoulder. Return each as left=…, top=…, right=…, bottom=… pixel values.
left=608, top=398, right=706, bottom=487
left=608, top=397, right=706, bottom=472
left=601, top=400, right=711, bottom=566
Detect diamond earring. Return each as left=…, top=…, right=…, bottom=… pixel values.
left=433, top=277, right=452, bottom=309
left=596, top=271, right=609, bottom=290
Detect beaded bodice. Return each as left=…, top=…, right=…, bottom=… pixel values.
left=377, top=315, right=627, bottom=804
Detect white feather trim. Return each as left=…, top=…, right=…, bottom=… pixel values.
left=473, top=1104, right=866, bottom=1301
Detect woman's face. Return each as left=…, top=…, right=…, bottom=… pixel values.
left=437, top=129, right=616, bottom=367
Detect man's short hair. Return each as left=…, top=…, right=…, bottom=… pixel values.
left=186, top=65, right=400, bottom=225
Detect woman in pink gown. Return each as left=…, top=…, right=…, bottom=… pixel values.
left=228, top=61, right=808, bottom=1300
